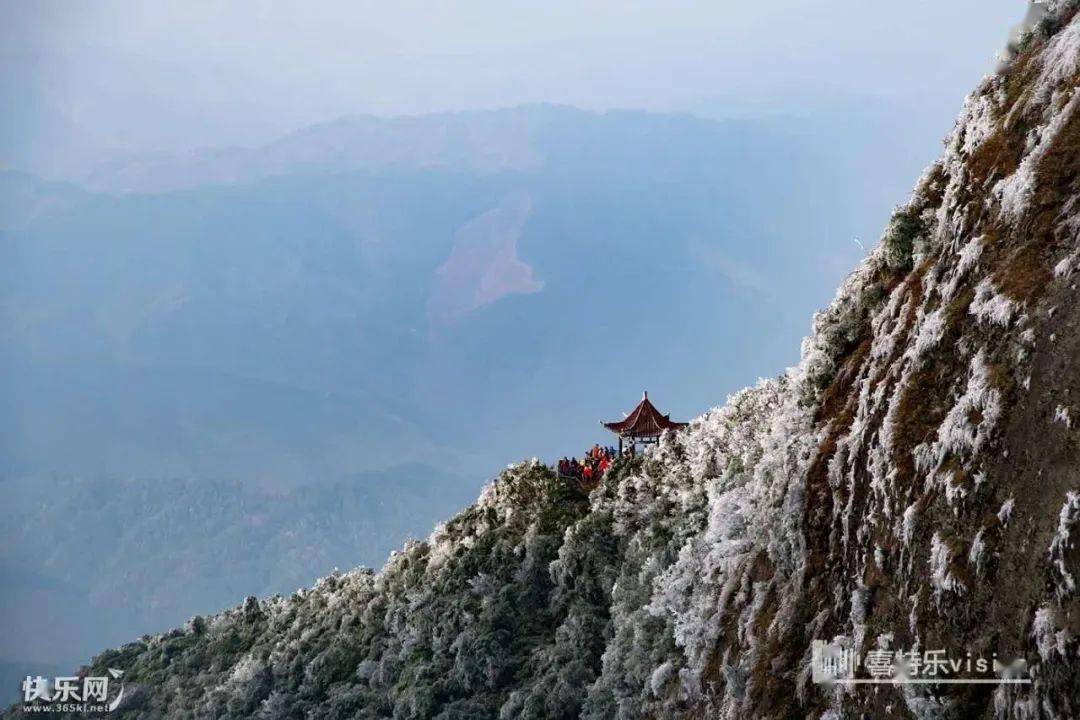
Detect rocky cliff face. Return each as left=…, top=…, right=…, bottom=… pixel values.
left=13, top=2, right=1080, bottom=718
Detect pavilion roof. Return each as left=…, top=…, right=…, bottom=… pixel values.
left=601, top=392, right=688, bottom=439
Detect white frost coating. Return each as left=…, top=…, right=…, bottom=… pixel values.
left=915, top=350, right=1003, bottom=485
left=996, top=90, right=1080, bottom=219
left=869, top=287, right=912, bottom=364
left=941, top=235, right=985, bottom=302
left=957, top=235, right=984, bottom=273
left=850, top=585, right=869, bottom=654
left=1054, top=250, right=1078, bottom=277
left=1034, top=13, right=1080, bottom=106
left=998, top=497, right=1016, bottom=525
left=902, top=503, right=919, bottom=546
left=227, top=653, right=264, bottom=685
left=929, top=532, right=967, bottom=602
left=993, top=12, right=1080, bottom=222
left=969, top=278, right=1017, bottom=326
left=650, top=660, right=676, bottom=697
left=904, top=690, right=956, bottom=720
left=941, top=469, right=970, bottom=509
left=961, top=95, right=1000, bottom=155
left=992, top=686, right=1039, bottom=720
left=907, top=307, right=947, bottom=361
left=1048, top=491, right=1080, bottom=598
left=795, top=250, right=887, bottom=404
left=969, top=528, right=988, bottom=575
left=638, top=372, right=818, bottom=712
left=1032, top=605, right=1072, bottom=661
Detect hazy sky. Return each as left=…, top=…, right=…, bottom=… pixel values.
left=3, top=1, right=1026, bottom=156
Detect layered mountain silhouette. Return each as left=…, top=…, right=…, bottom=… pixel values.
left=1, top=103, right=931, bottom=487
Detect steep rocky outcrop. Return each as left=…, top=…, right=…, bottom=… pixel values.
left=11, top=2, right=1080, bottom=718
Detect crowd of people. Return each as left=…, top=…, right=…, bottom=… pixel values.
left=556, top=443, right=634, bottom=486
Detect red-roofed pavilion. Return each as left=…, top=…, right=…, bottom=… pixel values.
left=601, top=391, right=688, bottom=453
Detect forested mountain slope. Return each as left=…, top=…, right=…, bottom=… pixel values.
left=13, top=2, right=1080, bottom=718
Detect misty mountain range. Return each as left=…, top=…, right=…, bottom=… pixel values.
left=1, top=100, right=947, bottom=686
left=2, top=103, right=942, bottom=479
left=0, top=465, right=476, bottom=677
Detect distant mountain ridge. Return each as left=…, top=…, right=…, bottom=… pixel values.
left=2, top=101, right=925, bottom=486
left=79, top=105, right=563, bottom=194
left=83, top=104, right=734, bottom=195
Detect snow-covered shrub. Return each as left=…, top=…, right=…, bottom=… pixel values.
left=798, top=259, right=887, bottom=406
left=882, top=207, right=926, bottom=271
left=1049, top=492, right=1080, bottom=599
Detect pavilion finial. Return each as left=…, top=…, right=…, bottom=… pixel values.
left=601, top=391, right=688, bottom=445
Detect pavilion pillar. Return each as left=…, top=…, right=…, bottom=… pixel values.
left=601, top=393, right=687, bottom=458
